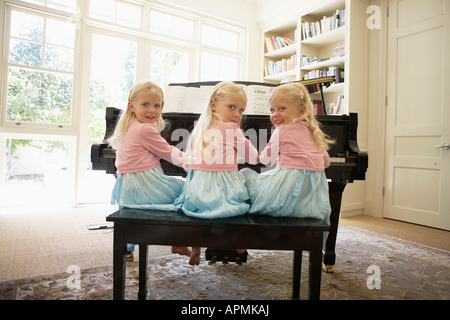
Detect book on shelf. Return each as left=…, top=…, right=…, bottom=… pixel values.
left=264, top=53, right=297, bottom=77
left=301, top=44, right=345, bottom=68
left=327, top=94, right=344, bottom=114
left=304, top=83, right=321, bottom=94
left=301, top=55, right=320, bottom=67
left=265, top=35, right=295, bottom=53
left=302, top=8, right=345, bottom=40
left=332, top=45, right=345, bottom=58
left=312, top=99, right=324, bottom=115
left=334, top=68, right=344, bottom=83
left=303, top=66, right=344, bottom=81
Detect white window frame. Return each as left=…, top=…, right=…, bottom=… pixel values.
left=1, top=3, right=81, bottom=132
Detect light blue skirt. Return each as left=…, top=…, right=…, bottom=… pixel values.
left=174, top=170, right=250, bottom=219
left=111, top=166, right=184, bottom=211
left=241, top=167, right=331, bottom=223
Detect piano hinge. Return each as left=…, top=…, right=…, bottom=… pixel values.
left=387, top=6, right=389, bottom=18
left=385, top=96, right=388, bottom=107
left=382, top=187, right=385, bottom=197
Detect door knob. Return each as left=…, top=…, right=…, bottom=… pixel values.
left=434, top=144, right=450, bottom=150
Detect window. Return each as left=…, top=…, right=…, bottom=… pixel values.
left=89, top=0, right=143, bottom=29
left=5, top=8, right=76, bottom=127
left=88, top=33, right=137, bottom=146
left=150, top=9, right=195, bottom=41
left=200, top=51, right=240, bottom=81
left=1, top=1, right=248, bottom=206
left=199, top=22, right=243, bottom=81
left=2, top=137, right=75, bottom=206
left=150, top=46, right=190, bottom=89
left=202, top=23, right=241, bottom=52
left=19, top=0, right=77, bottom=14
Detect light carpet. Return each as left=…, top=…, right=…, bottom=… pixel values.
left=1, top=225, right=449, bottom=300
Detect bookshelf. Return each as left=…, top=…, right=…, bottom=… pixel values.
left=263, top=21, right=299, bottom=83
left=261, top=0, right=368, bottom=116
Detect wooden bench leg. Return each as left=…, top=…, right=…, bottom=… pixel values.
left=292, top=250, right=302, bottom=300
left=112, top=223, right=126, bottom=300
left=138, top=244, right=148, bottom=300
left=309, top=238, right=323, bottom=300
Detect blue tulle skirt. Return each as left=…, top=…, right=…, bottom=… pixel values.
left=241, top=167, right=331, bottom=222
left=111, top=166, right=184, bottom=211
left=174, top=170, right=250, bottom=219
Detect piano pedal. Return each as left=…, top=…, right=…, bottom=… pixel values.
left=323, top=263, right=335, bottom=273
left=208, top=256, right=217, bottom=265
left=205, top=248, right=248, bottom=265
left=126, top=251, right=134, bottom=262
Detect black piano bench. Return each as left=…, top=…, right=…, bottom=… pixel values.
left=106, top=208, right=330, bottom=300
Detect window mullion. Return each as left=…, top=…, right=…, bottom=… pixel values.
left=41, top=16, right=46, bottom=68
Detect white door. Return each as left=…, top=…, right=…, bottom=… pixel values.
left=384, top=0, right=450, bottom=230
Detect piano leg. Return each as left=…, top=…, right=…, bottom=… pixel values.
left=323, top=181, right=347, bottom=273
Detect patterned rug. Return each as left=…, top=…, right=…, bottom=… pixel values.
left=1, top=226, right=449, bottom=300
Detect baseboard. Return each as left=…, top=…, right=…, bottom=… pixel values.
left=340, top=208, right=364, bottom=218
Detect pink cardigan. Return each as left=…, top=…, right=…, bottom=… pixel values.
left=115, top=118, right=183, bottom=174
left=260, top=121, right=330, bottom=171
left=186, top=121, right=259, bottom=171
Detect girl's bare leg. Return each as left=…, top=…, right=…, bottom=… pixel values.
left=189, top=247, right=201, bottom=265
left=171, top=246, right=191, bottom=256
left=237, top=249, right=246, bottom=254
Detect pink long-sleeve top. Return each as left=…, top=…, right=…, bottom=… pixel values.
left=186, top=121, right=259, bottom=171
left=260, top=121, right=330, bottom=171
left=115, top=118, right=184, bottom=174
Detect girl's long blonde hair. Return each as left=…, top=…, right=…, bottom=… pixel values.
left=270, top=82, right=334, bottom=151
left=109, top=80, right=166, bottom=149
left=183, top=81, right=247, bottom=165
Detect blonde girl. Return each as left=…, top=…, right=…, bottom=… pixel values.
left=110, top=80, right=189, bottom=258
left=174, top=81, right=259, bottom=265
left=242, top=82, right=334, bottom=224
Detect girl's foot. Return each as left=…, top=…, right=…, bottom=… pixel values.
left=171, top=246, right=191, bottom=256
left=189, top=247, right=201, bottom=266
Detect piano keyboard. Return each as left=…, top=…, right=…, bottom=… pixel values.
left=330, top=157, right=346, bottom=163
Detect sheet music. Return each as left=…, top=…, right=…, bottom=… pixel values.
left=164, top=86, right=187, bottom=113
left=185, top=86, right=212, bottom=113
left=243, top=85, right=273, bottom=115
left=164, top=83, right=274, bottom=115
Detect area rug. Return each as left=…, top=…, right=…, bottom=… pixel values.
left=1, top=226, right=449, bottom=300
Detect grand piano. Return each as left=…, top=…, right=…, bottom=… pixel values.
left=91, top=80, right=368, bottom=273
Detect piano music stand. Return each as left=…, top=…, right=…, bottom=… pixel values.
left=294, top=76, right=335, bottom=116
